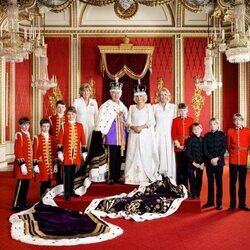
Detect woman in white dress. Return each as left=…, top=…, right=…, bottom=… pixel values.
left=125, top=85, right=159, bottom=185
left=73, top=83, right=98, bottom=146
left=153, top=88, right=177, bottom=180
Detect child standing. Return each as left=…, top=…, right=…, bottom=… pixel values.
left=185, top=123, right=204, bottom=199
left=33, top=119, right=57, bottom=197
left=171, top=103, right=194, bottom=187
left=227, top=113, right=250, bottom=211
left=57, top=106, right=87, bottom=201
left=12, top=117, right=33, bottom=212
left=203, top=118, right=226, bottom=210
left=49, top=100, right=68, bottom=184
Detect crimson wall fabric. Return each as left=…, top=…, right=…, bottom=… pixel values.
left=80, top=37, right=173, bottom=105
left=184, top=38, right=210, bottom=133
left=43, top=37, right=70, bottom=117
left=15, top=58, right=31, bottom=133
left=222, top=55, right=238, bottom=131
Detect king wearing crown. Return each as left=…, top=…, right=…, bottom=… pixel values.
left=95, top=77, right=128, bottom=185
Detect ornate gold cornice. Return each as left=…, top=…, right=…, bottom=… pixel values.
left=98, top=36, right=154, bottom=80
left=44, top=29, right=210, bottom=35
left=98, top=45, right=154, bottom=54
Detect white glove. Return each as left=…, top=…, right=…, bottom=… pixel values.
left=58, top=152, right=64, bottom=162
left=82, top=152, right=88, bottom=161
left=33, top=165, right=40, bottom=174
left=54, top=163, right=58, bottom=173
left=20, top=164, right=28, bottom=175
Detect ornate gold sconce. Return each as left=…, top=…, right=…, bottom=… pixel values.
left=191, top=86, right=205, bottom=122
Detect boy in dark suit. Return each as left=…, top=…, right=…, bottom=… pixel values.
left=185, top=123, right=204, bottom=199
left=203, top=118, right=226, bottom=210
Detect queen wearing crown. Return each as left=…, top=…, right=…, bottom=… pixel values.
left=125, top=81, right=159, bottom=185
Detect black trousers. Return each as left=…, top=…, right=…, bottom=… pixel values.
left=175, top=151, right=188, bottom=188
left=107, top=145, right=122, bottom=182
left=206, top=164, right=223, bottom=206
left=56, top=163, right=63, bottom=185
left=64, top=165, right=76, bottom=197
left=188, top=164, right=203, bottom=198
left=229, top=164, right=247, bottom=208
left=12, top=179, right=30, bottom=209
left=40, top=180, right=51, bottom=198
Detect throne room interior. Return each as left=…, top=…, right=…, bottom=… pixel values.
left=0, top=1, right=249, bottom=249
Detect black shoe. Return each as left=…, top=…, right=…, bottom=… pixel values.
left=70, top=192, right=80, bottom=198
left=12, top=206, right=25, bottom=212
left=202, top=203, right=214, bottom=209
left=228, top=207, right=235, bottom=211
left=116, top=178, right=124, bottom=184
left=64, top=195, right=71, bottom=201
left=239, top=206, right=250, bottom=211
left=188, top=193, right=195, bottom=200
left=24, top=203, right=33, bottom=209
left=107, top=179, right=114, bottom=185
left=216, top=205, right=223, bottom=210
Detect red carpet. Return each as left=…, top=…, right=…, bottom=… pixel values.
left=0, top=167, right=250, bottom=250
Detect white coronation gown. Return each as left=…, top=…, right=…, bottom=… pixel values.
left=125, top=103, right=159, bottom=185
left=153, top=102, right=177, bottom=180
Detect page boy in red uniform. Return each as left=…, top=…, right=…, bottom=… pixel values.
left=171, top=103, right=194, bottom=188
left=57, top=106, right=87, bottom=201
left=33, top=118, right=57, bottom=197
left=49, top=100, right=68, bottom=184
left=227, top=113, right=250, bottom=211
left=12, top=117, right=33, bottom=212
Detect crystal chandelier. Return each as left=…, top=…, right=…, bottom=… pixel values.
left=31, top=11, right=57, bottom=95
left=211, top=1, right=250, bottom=63
left=0, top=0, right=44, bottom=63
left=195, top=46, right=222, bottom=96
left=31, top=42, right=58, bottom=95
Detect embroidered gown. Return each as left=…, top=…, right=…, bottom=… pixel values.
left=125, top=104, right=159, bottom=185
left=153, top=102, right=177, bottom=180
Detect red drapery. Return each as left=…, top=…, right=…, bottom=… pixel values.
left=102, top=53, right=151, bottom=80
left=102, top=53, right=150, bottom=107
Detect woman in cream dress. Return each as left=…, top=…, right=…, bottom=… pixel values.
left=153, top=88, right=177, bottom=180
left=125, top=85, right=159, bottom=185
left=73, top=83, right=98, bottom=146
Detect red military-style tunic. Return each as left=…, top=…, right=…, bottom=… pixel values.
left=171, top=116, right=194, bottom=152
left=227, top=127, right=250, bottom=165
left=13, top=131, right=33, bottom=179
left=49, top=114, right=68, bottom=144
left=58, top=122, right=86, bottom=165
left=33, top=133, right=56, bottom=182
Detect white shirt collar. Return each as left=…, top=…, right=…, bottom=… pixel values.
left=41, top=132, right=49, bottom=140
left=21, top=129, right=30, bottom=137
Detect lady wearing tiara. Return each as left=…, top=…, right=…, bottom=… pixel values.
left=125, top=82, right=159, bottom=185
left=153, top=88, right=177, bottom=180
left=73, top=83, right=98, bottom=146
